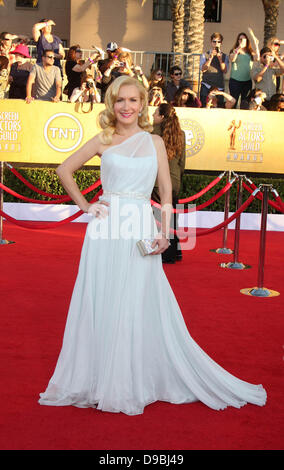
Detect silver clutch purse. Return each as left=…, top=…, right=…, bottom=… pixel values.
left=136, top=239, right=156, bottom=256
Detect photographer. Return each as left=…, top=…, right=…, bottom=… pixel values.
left=70, top=72, right=101, bottom=104
left=103, top=51, right=149, bottom=89
left=251, top=47, right=284, bottom=107
left=200, top=32, right=229, bottom=107
left=148, top=86, right=165, bottom=106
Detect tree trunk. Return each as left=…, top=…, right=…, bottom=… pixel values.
left=262, top=0, right=281, bottom=46
left=171, top=0, right=185, bottom=68
left=184, top=0, right=205, bottom=91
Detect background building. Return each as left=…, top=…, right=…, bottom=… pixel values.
left=1, top=0, right=284, bottom=54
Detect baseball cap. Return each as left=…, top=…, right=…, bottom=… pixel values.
left=106, top=42, right=118, bottom=52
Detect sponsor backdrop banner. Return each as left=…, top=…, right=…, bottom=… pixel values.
left=0, top=100, right=283, bottom=174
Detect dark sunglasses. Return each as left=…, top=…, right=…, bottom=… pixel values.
left=273, top=42, right=280, bottom=46
left=155, top=72, right=163, bottom=76
left=3, top=38, right=11, bottom=41
left=279, top=98, right=284, bottom=102
left=45, top=55, right=55, bottom=59
left=173, top=72, right=182, bottom=76
left=212, top=40, right=221, bottom=43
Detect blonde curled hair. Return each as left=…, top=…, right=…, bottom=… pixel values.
left=98, top=75, right=153, bottom=144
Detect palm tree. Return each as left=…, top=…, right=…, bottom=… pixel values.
left=171, top=0, right=185, bottom=68
left=184, top=0, right=205, bottom=91
left=262, top=0, right=281, bottom=45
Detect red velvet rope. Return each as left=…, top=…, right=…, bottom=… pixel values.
left=242, top=181, right=284, bottom=213
left=155, top=191, right=258, bottom=241
left=0, top=190, right=103, bottom=230
left=178, top=173, right=224, bottom=203
left=0, top=181, right=101, bottom=204
left=5, top=164, right=102, bottom=201
left=151, top=180, right=234, bottom=214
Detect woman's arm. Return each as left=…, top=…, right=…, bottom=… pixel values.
left=56, top=135, right=103, bottom=213
left=151, top=135, right=172, bottom=253
left=32, top=20, right=55, bottom=42
left=72, top=53, right=98, bottom=73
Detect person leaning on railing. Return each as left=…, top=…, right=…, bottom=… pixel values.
left=25, top=49, right=62, bottom=103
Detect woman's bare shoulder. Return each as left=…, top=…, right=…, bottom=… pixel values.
left=151, top=133, right=165, bottom=152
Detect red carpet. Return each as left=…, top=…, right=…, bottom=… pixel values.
left=0, top=221, right=283, bottom=450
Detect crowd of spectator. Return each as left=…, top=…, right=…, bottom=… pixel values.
left=1, top=20, right=284, bottom=111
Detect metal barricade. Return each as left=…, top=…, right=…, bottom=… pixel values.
left=27, top=45, right=202, bottom=91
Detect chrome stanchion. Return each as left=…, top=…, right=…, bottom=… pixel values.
left=0, top=161, right=15, bottom=246
left=210, top=170, right=234, bottom=254
left=220, top=175, right=251, bottom=270
left=241, top=184, right=280, bottom=297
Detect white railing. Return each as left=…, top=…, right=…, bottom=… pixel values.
left=27, top=45, right=202, bottom=87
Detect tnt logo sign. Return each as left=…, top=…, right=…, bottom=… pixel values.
left=44, top=113, right=83, bottom=152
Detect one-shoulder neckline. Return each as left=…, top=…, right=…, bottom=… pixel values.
left=101, top=131, right=147, bottom=158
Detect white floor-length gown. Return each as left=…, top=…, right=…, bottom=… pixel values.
left=39, top=131, right=267, bottom=415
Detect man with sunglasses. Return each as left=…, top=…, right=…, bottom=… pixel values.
left=26, top=49, right=62, bottom=103
left=200, top=32, right=229, bottom=108
left=251, top=46, right=284, bottom=107
left=164, top=65, right=190, bottom=103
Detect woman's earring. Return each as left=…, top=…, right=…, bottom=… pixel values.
left=138, top=110, right=142, bottom=117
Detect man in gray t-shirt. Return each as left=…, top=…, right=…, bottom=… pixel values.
left=26, top=49, right=62, bottom=102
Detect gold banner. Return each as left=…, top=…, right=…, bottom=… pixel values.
left=0, top=100, right=283, bottom=174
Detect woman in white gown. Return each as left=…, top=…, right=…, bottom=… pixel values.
left=39, top=75, right=266, bottom=415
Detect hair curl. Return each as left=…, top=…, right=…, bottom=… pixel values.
left=158, top=103, right=183, bottom=161
left=98, top=75, right=153, bottom=144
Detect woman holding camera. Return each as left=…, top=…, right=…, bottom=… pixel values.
left=229, top=32, right=257, bottom=107
left=70, top=72, right=101, bottom=105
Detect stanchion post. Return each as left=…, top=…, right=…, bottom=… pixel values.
left=0, top=161, right=14, bottom=246
left=240, top=184, right=280, bottom=297
left=210, top=170, right=234, bottom=254
left=220, top=175, right=251, bottom=270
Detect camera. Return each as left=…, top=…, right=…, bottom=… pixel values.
left=86, top=80, right=94, bottom=89
left=214, top=46, right=220, bottom=53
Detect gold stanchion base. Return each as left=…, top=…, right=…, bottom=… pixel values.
left=240, top=287, right=280, bottom=297
left=0, top=239, right=15, bottom=245
left=220, top=262, right=251, bottom=270
left=210, top=248, right=234, bottom=254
